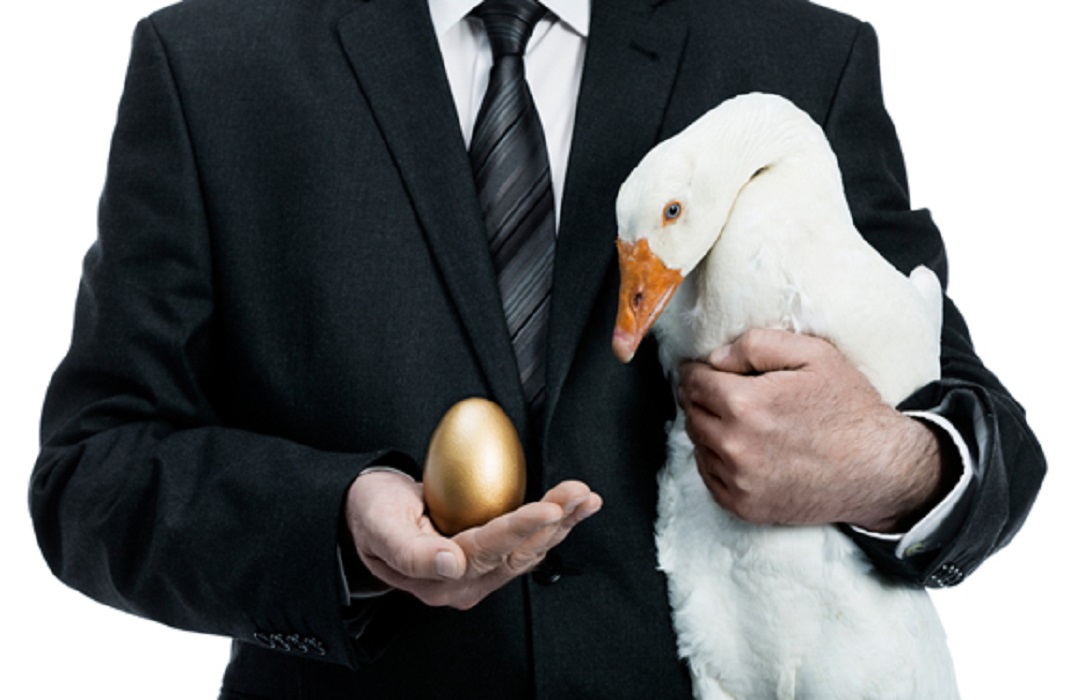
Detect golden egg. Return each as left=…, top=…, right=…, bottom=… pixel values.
left=422, top=397, right=526, bottom=536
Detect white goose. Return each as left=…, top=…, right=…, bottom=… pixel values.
left=611, top=93, right=959, bottom=699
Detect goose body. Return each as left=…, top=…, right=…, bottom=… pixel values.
left=613, top=94, right=959, bottom=699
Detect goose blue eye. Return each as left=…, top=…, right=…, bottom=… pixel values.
left=663, top=201, right=682, bottom=223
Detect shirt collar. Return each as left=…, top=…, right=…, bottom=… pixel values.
left=429, top=0, right=590, bottom=39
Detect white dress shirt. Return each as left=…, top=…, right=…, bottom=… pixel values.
left=429, top=0, right=588, bottom=229
left=426, top=0, right=971, bottom=558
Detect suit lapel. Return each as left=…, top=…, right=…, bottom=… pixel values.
left=335, top=0, right=689, bottom=437
left=336, top=0, right=529, bottom=427
left=544, top=0, right=688, bottom=423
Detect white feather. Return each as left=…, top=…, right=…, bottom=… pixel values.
left=618, top=93, right=957, bottom=699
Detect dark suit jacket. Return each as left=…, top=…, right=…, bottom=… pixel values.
left=31, top=0, right=1045, bottom=697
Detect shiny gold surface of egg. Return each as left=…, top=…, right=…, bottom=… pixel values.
left=422, top=397, right=526, bottom=536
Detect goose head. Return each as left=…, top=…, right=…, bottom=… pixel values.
left=611, top=108, right=751, bottom=363
left=610, top=138, right=701, bottom=363
left=611, top=93, right=825, bottom=363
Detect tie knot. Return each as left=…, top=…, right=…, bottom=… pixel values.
left=474, top=0, right=547, bottom=59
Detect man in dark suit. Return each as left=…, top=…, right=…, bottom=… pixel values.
left=31, top=0, right=1044, bottom=697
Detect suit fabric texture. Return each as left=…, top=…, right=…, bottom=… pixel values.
left=31, top=0, right=1045, bottom=697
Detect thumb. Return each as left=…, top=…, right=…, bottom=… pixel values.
left=708, top=329, right=815, bottom=375
left=379, top=525, right=467, bottom=581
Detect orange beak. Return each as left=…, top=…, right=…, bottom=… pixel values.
left=612, top=238, right=684, bottom=363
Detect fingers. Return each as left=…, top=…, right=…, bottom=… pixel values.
left=538, top=479, right=594, bottom=511
left=678, top=329, right=834, bottom=429
left=462, top=481, right=602, bottom=575
left=693, top=444, right=774, bottom=524
left=512, top=487, right=602, bottom=569
left=678, top=362, right=740, bottom=450
left=349, top=472, right=601, bottom=609
left=461, top=500, right=563, bottom=573
left=677, top=329, right=905, bottom=526
left=694, top=446, right=733, bottom=507
left=537, top=480, right=603, bottom=539
left=704, top=328, right=826, bottom=375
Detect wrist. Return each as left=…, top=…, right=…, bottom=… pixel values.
left=851, top=413, right=961, bottom=533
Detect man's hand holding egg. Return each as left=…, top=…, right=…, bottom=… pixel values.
left=343, top=399, right=602, bottom=610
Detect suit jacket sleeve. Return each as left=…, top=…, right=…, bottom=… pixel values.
left=821, top=22, right=1046, bottom=586
left=28, top=18, right=405, bottom=668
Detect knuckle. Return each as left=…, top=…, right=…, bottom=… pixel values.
left=728, top=470, right=755, bottom=496
left=809, top=333, right=836, bottom=355
left=506, top=549, right=539, bottom=572
left=738, top=328, right=767, bottom=355
left=721, top=387, right=750, bottom=418
left=684, top=362, right=719, bottom=393
left=394, top=550, right=430, bottom=579
left=679, top=370, right=703, bottom=402
left=717, top=434, right=746, bottom=465
left=722, top=470, right=752, bottom=500
left=683, top=412, right=702, bottom=443
left=471, top=549, right=506, bottom=575
left=692, top=443, right=718, bottom=472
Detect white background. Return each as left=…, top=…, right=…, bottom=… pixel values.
left=2, top=1, right=1073, bottom=697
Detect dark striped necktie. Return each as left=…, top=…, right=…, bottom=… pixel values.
left=469, top=0, right=556, bottom=413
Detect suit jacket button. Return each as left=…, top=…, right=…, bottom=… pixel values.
left=532, top=552, right=562, bottom=585
left=305, top=636, right=327, bottom=656
left=928, top=562, right=965, bottom=587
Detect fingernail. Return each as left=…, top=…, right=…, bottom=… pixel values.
left=435, top=551, right=459, bottom=579
left=563, top=497, right=587, bottom=517
left=579, top=498, right=601, bottom=522
left=708, top=345, right=732, bottom=366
